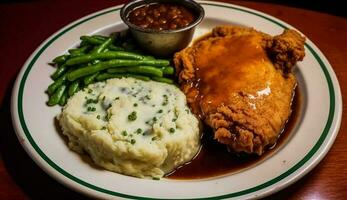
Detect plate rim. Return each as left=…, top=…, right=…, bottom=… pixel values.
left=10, top=1, right=343, bottom=199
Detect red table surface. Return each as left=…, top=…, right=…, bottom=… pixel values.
left=0, top=0, right=346, bottom=199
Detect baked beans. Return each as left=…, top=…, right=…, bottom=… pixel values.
left=127, top=3, right=196, bottom=31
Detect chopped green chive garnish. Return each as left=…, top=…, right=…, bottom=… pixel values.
left=152, top=117, right=157, bottom=122
left=128, top=111, right=137, bottom=121
left=162, top=94, right=168, bottom=106
left=169, top=128, right=175, bottom=133
left=158, top=109, right=163, bottom=113
left=96, top=115, right=100, bottom=119
left=133, top=103, right=138, bottom=107
left=86, top=98, right=98, bottom=104
left=88, top=89, right=93, bottom=93
left=87, top=106, right=96, bottom=112
left=101, top=126, right=106, bottom=130
left=152, top=177, right=160, bottom=180
left=105, top=113, right=112, bottom=121
left=121, top=130, right=128, bottom=136
left=130, top=139, right=136, bottom=144
left=136, top=128, right=142, bottom=134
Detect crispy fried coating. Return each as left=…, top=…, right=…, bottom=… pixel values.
left=174, top=26, right=305, bottom=155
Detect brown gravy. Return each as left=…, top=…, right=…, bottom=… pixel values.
left=167, top=87, right=301, bottom=179
left=188, top=34, right=287, bottom=120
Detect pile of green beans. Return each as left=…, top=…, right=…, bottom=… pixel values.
left=46, top=32, right=175, bottom=106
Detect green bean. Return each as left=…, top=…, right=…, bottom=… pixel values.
left=68, top=81, right=80, bottom=97
left=80, top=40, right=88, bottom=47
left=80, top=36, right=104, bottom=44
left=68, top=48, right=82, bottom=55
left=95, top=73, right=123, bottom=81
left=91, top=34, right=121, bottom=45
left=80, top=36, right=124, bottom=51
left=162, top=66, right=174, bottom=75
left=127, top=74, right=151, bottom=81
left=87, top=48, right=109, bottom=66
left=65, top=51, right=144, bottom=66
left=93, top=33, right=120, bottom=40
left=140, top=59, right=170, bottom=66
left=67, top=59, right=170, bottom=81
left=151, top=77, right=174, bottom=84
left=108, top=66, right=163, bottom=77
left=90, top=37, right=114, bottom=54
left=96, top=73, right=150, bottom=81
left=84, top=72, right=99, bottom=85
left=59, top=91, right=68, bottom=106
left=48, top=85, right=67, bottom=106
left=143, top=55, right=155, bottom=60
left=52, top=55, right=69, bottom=65
left=92, top=35, right=109, bottom=40
left=47, top=74, right=67, bottom=95
left=109, top=45, right=124, bottom=51
left=51, top=64, right=68, bottom=80
left=91, top=59, right=101, bottom=65
left=80, top=41, right=89, bottom=47
left=68, top=45, right=90, bottom=57
left=71, top=52, right=85, bottom=58
left=106, top=68, right=127, bottom=74
left=67, top=63, right=118, bottom=81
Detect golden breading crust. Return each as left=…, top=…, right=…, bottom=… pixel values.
left=174, top=25, right=305, bottom=155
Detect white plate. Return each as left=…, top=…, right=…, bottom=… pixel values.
left=11, top=1, right=342, bottom=199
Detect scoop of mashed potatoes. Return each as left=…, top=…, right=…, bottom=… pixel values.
left=58, top=77, right=200, bottom=178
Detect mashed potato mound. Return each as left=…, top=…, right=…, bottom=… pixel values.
left=58, top=78, right=200, bottom=178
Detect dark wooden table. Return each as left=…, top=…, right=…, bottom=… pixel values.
left=0, top=0, right=346, bottom=199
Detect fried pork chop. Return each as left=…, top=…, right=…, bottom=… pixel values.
left=174, top=26, right=305, bottom=155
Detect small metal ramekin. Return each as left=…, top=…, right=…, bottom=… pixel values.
left=120, top=0, right=204, bottom=57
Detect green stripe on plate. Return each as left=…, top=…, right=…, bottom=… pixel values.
left=16, top=2, right=336, bottom=199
